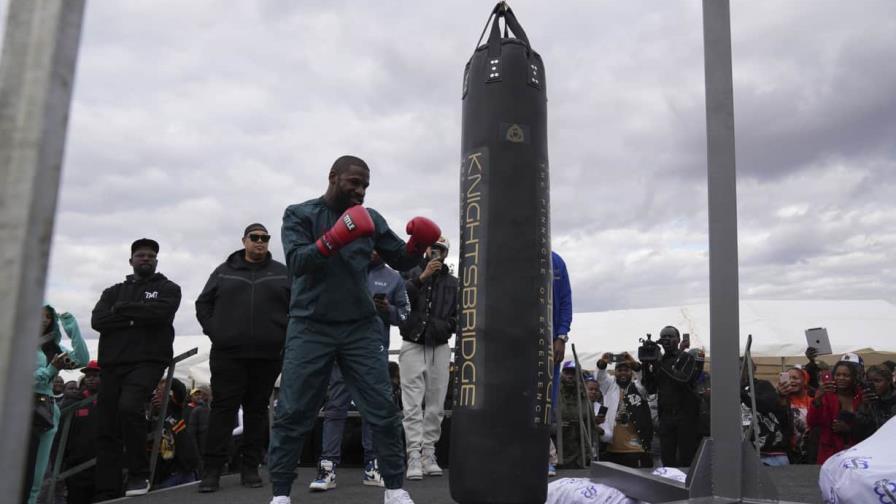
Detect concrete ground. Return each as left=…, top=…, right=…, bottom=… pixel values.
left=102, top=465, right=822, bottom=504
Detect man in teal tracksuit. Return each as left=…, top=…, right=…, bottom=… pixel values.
left=267, top=155, right=440, bottom=504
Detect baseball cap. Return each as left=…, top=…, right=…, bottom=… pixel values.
left=562, top=361, right=576, bottom=371
left=432, top=235, right=450, bottom=251
left=80, top=360, right=101, bottom=373
left=839, top=353, right=864, bottom=367
left=131, top=238, right=159, bottom=254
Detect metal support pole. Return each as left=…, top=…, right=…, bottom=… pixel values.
left=703, top=0, right=742, bottom=498
left=47, top=394, right=97, bottom=503
left=571, top=344, right=594, bottom=462
left=148, top=348, right=198, bottom=488
left=0, top=0, right=86, bottom=498
left=572, top=350, right=587, bottom=466
left=555, top=371, right=563, bottom=465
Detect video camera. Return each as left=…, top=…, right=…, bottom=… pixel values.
left=638, top=333, right=661, bottom=362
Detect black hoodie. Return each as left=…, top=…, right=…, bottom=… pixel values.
left=92, top=272, right=181, bottom=366
left=195, top=250, right=289, bottom=359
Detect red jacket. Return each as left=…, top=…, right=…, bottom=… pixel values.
left=807, top=390, right=863, bottom=464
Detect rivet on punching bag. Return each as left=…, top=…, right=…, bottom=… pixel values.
left=450, top=3, right=552, bottom=503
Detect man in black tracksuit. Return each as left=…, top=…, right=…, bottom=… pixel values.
left=642, top=325, right=700, bottom=467
left=91, top=238, right=182, bottom=498
left=195, top=223, right=289, bottom=492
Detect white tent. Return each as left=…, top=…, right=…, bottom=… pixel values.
left=57, top=299, right=896, bottom=387
left=567, top=299, right=896, bottom=369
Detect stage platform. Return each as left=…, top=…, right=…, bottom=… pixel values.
left=102, top=465, right=822, bottom=503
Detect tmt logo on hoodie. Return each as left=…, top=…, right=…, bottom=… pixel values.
left=145, top=291, right=159, bottom=300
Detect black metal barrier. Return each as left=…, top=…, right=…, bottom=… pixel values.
left=46, top=347, right=199, bottom=500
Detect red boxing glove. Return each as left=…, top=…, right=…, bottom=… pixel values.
left=405, top=216, right=441, bottom=254
left=316, top=205, right=375, bottom=257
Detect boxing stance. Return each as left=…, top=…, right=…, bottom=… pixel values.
left=267, top=155, right=440, bottom=504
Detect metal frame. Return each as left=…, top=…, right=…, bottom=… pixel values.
left=0, top=0, right=86, bottom=498
left=148, top=348, right=199, bottom=488
left=44, top=348, right=198, bottom=500
left=46, top=394, right=97, bottom=503
left=570, top=344, right=594, bottom=464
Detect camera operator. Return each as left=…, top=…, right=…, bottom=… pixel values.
left=641, top=326, right=700, bottom=467
left=596, top=353, right=653, bottom=468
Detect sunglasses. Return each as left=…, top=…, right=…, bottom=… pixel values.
left=247, top=234, right=271, bottom=243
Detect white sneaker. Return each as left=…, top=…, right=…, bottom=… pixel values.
left=270, top=497, right=291, bottom=504
left=384, top=488, right=415, bottom=504
left=363, top=459, right=385, bottom=487
left=309, top=459, right=336, bottom=491
left=406, top=452, right=423, bottom=480
left=124, top=477, right=150, bottom=496
left=421, top=451, right=442, bottom=476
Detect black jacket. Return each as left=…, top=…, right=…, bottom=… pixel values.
left=400, top=263, right=458, bottom=346
left=195, top=250, right=289, bottom=359
left=854, top=391, right=896, bottom=440
left=92, top=273, right=181, bottom=366
left=643, top=350, right=700, bottom=421
left=62, top=391, right=98, bottom=486
left=741, top=379, right=792, bottom=455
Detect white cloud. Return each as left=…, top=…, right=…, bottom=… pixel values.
left=22, top=0, right=895, bottom=340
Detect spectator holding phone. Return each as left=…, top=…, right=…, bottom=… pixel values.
left=24, top=305, right=89, bottom=504
left=596, top=353, right=653, bottom=468
left=807, top=359, right=864, bottom=464
left=803, top=346, right=832, bottom=395
left=311, top=250, right=409, bottom=490
left=854, top=365, right=895, bottom=440
left=776, top=368, right=813, bottom=463
left=399, top=236, right=457, bottom=480
left=740, top=359, right=792, bottom=466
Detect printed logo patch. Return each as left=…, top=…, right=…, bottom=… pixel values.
left=500, top=122, right=530, bottom=144
left=506, top=124, right=524, bottom=143
left=343, top=214, right=356, bottom=231
left=145, top=291, right=159, bottom=300
left=842, top=457, right=871, bottom=469
left=874, top=479, right=896, bottom=503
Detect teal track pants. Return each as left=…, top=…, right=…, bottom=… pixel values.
left=28, top=403, right=60, bottom=504
left=268, top=317, right=404, bottom=495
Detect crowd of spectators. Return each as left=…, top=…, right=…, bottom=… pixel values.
left=20, top=159, right=896, bottom=503
left=554, top=333, right=896, bottom=472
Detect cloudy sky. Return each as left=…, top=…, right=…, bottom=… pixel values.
left=6, top=1, right=895, bottom=338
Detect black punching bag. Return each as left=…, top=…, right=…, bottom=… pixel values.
left=450, top=3, right=552, bottom=503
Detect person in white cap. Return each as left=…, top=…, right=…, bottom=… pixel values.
left=398, top=236, right=457, bottom=480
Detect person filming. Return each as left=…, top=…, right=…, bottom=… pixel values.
left=641, top=326, right=699, bottom=467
